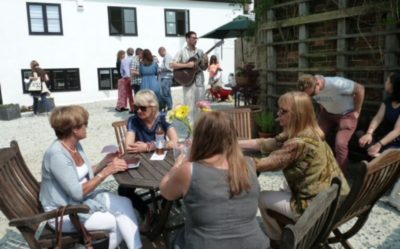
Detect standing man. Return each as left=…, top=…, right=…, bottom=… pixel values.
left=298, top=74, right=365, bottom=172
left=171, top=31, right=208, bottom=122
left=158, top=46, right=173, bottom=111
left=120, top=47, right=135, bottom=113
left=131, top=48, right=143, bottom=96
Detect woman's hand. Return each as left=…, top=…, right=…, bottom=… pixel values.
left=126, top=141, right=148, bottom=153
left=102, top=157, right=128, bottom=176
left=359, top=134, right=373, bottom=147
left=367, top=142, right=382, bottom=157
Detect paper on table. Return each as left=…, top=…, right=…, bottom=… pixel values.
left=150, top=151, right=167, bottom=160
left=101, top=144, right=119, bottom=154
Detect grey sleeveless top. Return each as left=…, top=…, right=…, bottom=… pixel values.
left=172, top=158, right=269, bottom=249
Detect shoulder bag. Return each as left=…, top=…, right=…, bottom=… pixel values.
left=28, top=78, right=42, bottom=92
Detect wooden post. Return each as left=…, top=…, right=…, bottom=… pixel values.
left=266, top=9, right=276, bottom=109
left=337, top=0, right=348, bottom=77
left=298, top=1, right=309, bottom=70
left=385, top=11, right=399, bottom=79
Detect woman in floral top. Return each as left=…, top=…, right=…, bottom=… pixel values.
left=240, top=91, right=349, bottom=247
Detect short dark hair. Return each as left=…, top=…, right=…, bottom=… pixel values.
left=135, top=48, right=143, bottom=55
left=185, top=31, right=196, bottom=39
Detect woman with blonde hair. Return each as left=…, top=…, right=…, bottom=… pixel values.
left=120, top=89, right=178, bottom=232
left=160, top=111, right=269, bottom=249
left=40, top=105, right=142, bottom=249
left=239, top=91, right=349, bottom=248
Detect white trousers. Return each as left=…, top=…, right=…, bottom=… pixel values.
left=48, top=192, right=142, bottom=249
left=258, top=190, right=296, bottom=240
left=183, top=83, right=205, bottom=124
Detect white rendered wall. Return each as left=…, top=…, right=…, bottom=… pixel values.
left=0, top=0, right=241, bottom=106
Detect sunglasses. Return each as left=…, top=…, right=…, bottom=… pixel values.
left=134, top=105, right=153, bottom=112
left=277, top=108, right=289, bottom=116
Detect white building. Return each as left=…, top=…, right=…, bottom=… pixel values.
left=0, top=0, right=243, bottom=106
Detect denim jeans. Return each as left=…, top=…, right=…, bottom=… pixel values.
left=160, top=77, right=173, bottom=110
left=32, top=93, right=49, bottom=114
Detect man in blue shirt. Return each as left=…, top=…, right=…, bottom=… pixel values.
left=120, top=47, right=135, bottom=113
left=158, top=46, right=174, bottom=111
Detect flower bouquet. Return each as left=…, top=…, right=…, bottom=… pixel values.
left=167, top=104, right=192, bottom=139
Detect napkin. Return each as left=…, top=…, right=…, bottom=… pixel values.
left=101, top=144, right=119, bottom=154
left=150, top=151, right=167, bottom=160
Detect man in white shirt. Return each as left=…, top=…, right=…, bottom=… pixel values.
left=298, top=74, right=365, bottom=172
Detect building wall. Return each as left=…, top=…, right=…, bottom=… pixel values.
left=0, top=0, right=240, bottom=106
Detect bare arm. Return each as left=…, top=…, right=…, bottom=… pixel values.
left=359, top=103, right=385, bottom=147
left=160, top=156, right=192, bottom=200
left=165, top=127, right=179, bottom=150
left=353, top=83, right=365, bottom=116
left=368, top=115, right=400, bottom=157
left=170, top=61, right=195, bottom=70
left=82, top=157, right=127, bottom=195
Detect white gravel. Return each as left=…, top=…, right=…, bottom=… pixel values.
left=0, top=87, right=398, bottom=248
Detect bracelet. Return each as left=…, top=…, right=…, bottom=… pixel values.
left=96, top=172, right=104, bottom=180
left=378, top=141, right=384, bottom=147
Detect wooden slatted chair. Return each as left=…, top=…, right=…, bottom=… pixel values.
left=326, top=148, right=400, bottom=249
left=112, top=119, right=128, bottom=154
left=221, top=108, right=252, bottom=140
left=280, top=177, right=342, bottom=249
left=0, top=141, right=108, bottom=249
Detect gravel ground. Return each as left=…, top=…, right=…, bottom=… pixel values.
left=0, top=87, right=398, bottom=248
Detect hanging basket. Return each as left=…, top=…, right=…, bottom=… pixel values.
left=235, top=76, right=250, bottom=86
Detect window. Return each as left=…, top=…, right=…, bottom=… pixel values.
left=108, top=7, right=137, bottom=36
left=165, top=9, right=190, bottom=36
left=98, top=68, right=120, bottom=90
left=21, top=68, right=80, bottom=93
left=26, top=3, right=63, bottom=35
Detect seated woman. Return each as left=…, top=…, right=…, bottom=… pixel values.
left=239, top=91, right=349, bottom=248
left=39, top=105, right=141, bottom=249
left=160, top=111, right=269, bottom=249
left=119, top=89, right=178, bottom=231
left=359, top=73, right=400, bottom=156
left=358, top=73, right=400, bottom=210
left=208, top=55, right=232, bottom=102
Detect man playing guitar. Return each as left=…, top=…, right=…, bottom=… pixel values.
left=171, top=31, right=208, bottom=123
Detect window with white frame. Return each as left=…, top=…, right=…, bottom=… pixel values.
left=108, top=7, right=137, bottom=36
left=165, top=9, right=190, bottom=36
left=27, top=3, right=63, bottom=35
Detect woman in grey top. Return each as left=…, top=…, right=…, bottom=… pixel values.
left=160, top=111, right=269, bottom=249
left=39, top=105, right=142, bottom=249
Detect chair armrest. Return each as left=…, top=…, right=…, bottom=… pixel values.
left=9, top=204, right=90, bottom=228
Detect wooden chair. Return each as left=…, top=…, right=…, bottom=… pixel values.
left=112, top=119, right=128, bottom=154
left=0, top=141, right=108, bottom=249
left=221, top=108, right=252, bottom=139
left=326, top=148, right=400, bottom=249
left=280, top=177, right=342, bottom=249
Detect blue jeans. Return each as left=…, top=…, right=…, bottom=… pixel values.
left=160, top=77, right=173, bottom=110
left=32, top=93, right=49, bottom=114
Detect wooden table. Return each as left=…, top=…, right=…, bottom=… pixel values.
left=114, top=151, right=176, bottom=240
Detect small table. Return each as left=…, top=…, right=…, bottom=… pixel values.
left=114, top=151, right=176, bottom=240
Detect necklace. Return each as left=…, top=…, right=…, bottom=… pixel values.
left=61, top=141, right=78, bottom=154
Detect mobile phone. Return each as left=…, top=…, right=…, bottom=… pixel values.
left=126, top=157, right=140, bottom=169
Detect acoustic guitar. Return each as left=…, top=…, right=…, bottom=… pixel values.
left=173, top=40, right=224, bottom=87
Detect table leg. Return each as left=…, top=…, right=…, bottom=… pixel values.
left=148, top=200, right=173, bottom=241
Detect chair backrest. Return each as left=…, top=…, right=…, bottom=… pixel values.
left=0, top=141, right=42, bottom=222
left=221, top=108, right=252, bottom=139
left=332, top=148, right=400, bottom=228
left=112, top=120, right=128, bottom=154
left=281, top=177, right=342, bottom=249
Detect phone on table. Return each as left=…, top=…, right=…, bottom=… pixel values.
left=126, top=157, right=140, bottom=169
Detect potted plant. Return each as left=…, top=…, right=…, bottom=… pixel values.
left=254, top=110, right=275, bottom=138
left=0, top=103, right=21, bottom=121
left=235, top=62, right=259, bottom=87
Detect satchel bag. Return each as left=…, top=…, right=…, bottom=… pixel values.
left=28, top=78, right=42, bottom=92
left=55, top=206, right=94, bottom=249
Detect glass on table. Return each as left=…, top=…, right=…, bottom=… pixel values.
left=173, top=140, right=191, bottom=160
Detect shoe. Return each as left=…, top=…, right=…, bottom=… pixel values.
left=121, top=107, right=129, bottom=111
left=115, top=107, right=123, bottom=112
left=139, top=210, right=154, bottom=233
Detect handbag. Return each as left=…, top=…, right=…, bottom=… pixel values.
left=55, top=206, right=94, bottom=249
left=28, top=78, right=42, bottom=92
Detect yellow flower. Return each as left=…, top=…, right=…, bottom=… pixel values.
left=175, top=105, right=190, bottom=120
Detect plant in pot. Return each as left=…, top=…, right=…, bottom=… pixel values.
left=235, top=62, right=259, bottom=87
left=0, top=103, right=21, bottom=121
left=254, top=110, right=275, bottom=138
